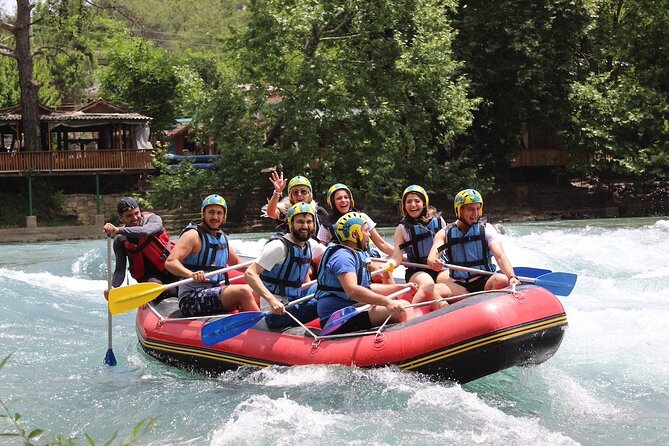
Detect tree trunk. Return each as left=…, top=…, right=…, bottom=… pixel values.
left=15, top=0, right=41, bottom=151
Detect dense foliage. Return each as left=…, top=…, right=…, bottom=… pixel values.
left=1, top=0, right=668, bottom=206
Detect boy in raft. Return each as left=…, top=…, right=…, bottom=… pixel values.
left=165, top=194, right=259, bottom=317
left=316, top=212, right=415, bottom=335
left=390, top=185, right=453, bottom=309
left=427, top=189, right=521, bottom=293
left=245, top=203, right=325, bottom=328
left=262, top=172, right=328, bottom=233
left=103, top=196, right=177, bottom=298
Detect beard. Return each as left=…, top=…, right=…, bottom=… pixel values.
left=291, top=227, right=311, bottom=242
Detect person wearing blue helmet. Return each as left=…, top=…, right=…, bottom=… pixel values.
left=315, top=212, right=415, bottom=334
left=427, top=189, right=520, bottom=293
left=245, top=202, right=326, bottom=328
left=166, top=194, right=260, bottom=317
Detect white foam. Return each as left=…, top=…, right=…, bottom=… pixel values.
left=0, top=267, right=105, bottom=296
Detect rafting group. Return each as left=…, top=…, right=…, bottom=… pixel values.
left=105, top=174, right=525, bottom=337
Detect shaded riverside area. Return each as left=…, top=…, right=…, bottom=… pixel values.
left=1, top=180, right=667, bottom=244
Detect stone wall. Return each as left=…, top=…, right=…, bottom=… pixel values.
left=60, top=193, right=125, bottom=224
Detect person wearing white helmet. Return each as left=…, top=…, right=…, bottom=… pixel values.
left=427, top=189, right=521, bottom=293
left=166, top=194, right=260, bottom=317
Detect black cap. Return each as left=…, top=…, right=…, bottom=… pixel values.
left=117, top=197, right=139, bottom=214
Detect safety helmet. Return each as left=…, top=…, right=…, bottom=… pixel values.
left=454, top=189, right=483, bottom=219
left=402, top=185, right=429, bottom=213
left=326, top=183, right=355, bottom=210
left=287, top=175, right=312, bottom=193
left=335, top=212, right=367, bottom=244
left=286, top=202, right=316, bottom=232
left=201, top=194, right=227, bottom=213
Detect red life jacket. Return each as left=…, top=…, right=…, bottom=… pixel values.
left=123, top=213, right=174, bottom=280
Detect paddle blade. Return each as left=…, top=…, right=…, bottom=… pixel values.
left=534, top=272, right=578, bottom=296
left=104, top=348, right=117, bottom=366
left=108, top=282, right=167, bottom=315
left=200, top=312, right=266, bottom=346
left=320, top=306, right=360, bottom=336
left=512, top=267, right=552, bottom=279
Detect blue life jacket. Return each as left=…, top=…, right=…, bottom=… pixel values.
left=398, top=216, right=443, bottom=263
left=180, top=223, right=230, bottom=285
left=315, top=244, right=371, bottom=302
left=260, top=235, right=312, bottom=300
left=439, top=220, right=494, bottom=280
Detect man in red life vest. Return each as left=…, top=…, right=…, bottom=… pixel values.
left=103, top=197, right=177, bottom=298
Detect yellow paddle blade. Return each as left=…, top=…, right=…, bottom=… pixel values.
left=108, top=282, right=167, bottom=315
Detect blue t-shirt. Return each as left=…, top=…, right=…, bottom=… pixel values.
left=316, top=247, right=369, bottom=323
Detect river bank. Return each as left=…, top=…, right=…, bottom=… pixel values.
left=1, top=181, right=667, bottom=244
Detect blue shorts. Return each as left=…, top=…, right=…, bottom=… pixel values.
left=179, top=286, right=226, bottom=317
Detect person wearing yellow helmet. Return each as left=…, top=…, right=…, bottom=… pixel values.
left=165, top=194, right=260, bottom=317
left=390, top=185, right=454, bottom=310
left=244, top=202, right=326, bottom=328
left=427, top=189, right=521, bottom=293
left=262, top=171, right=328, bottom=233
left=315, top=212, right=415, bottom=334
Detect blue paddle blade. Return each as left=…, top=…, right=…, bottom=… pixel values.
left=534, top=272, right=578, bottom=296
left=104, top=349, right=117, bottom=367
left=200, top=312, right=266, bottom=347
left=512, top=266, right=552, bottom=279
left=320, top=306, right=360, bottom=336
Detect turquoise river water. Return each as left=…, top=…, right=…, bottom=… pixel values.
left=1, top=217, right=668, bottom=445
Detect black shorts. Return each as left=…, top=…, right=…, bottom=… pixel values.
left=405, top=267, right=440, bottom=283
left=455, top=275, right=490, bottom=293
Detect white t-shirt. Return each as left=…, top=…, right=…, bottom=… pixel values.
left=439, top=221, right=501, bottom=246
left=317, top=212, right=376, bottom=244
left=256, top=233, right=325, bottom=271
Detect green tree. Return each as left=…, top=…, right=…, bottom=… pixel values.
left=98, top=36, right=180, bottom=131
left=196, top=0, right=479, bottom=202
left=451, top=0, right=589, bottom=177
left=564, top=0, right=669, bottom=183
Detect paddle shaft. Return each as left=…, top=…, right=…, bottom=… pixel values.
left=401, top=260, right=530, bottom=282
left=170, top=259, right=255, bottom=289
left=104, top=234, right=117, bottom=366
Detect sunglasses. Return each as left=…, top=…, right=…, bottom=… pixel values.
left=291, top=189, right=310, bottom=196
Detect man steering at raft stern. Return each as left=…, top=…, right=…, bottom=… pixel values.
left=165, top=194, right=259, bottom=317
left=427, top=189, right=521, bottom=293
left=315, top=212, right=416, bottom=335
left=244, top=202, right=326, bottom=328
left=103, top=196, right=178, bottom=299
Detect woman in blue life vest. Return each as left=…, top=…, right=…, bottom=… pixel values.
left=390, top=185, right=454, bottom=310
left=166, top=194, right=260, bottom=317
left=244, top=202, right=326, bottom=329
left=316, top=212, right=415, bottom=334
left=427, top=189, right=521, bottom=294
left=318, top=183, right=395, bottom=283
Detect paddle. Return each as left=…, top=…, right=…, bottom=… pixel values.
left=200, top=262, right=395, bottom=346
left=401, top=261, right=577, bottom=296
left=104, top=234, right=117, bottom=366
left=108, top=260, right=255, bottom=315
left=319, top=286, right=414, bottom=336
left=369, top=258, right=551, bottom=280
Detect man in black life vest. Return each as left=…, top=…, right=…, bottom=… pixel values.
left=103, top=197, right=177, bottom=298
left=427, top=189, right=521, bottom=294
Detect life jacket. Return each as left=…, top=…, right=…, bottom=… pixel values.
left=439, top=219, right=494, bottom=280
left=315, top=244, right=371, bottom=302
left=260, top=235, right=312, bottom=300
left=180, top=223, right=230, bottom=285
left=123, top=213, right=174, bottom=281
left=398, top=216, right=443, bottom=263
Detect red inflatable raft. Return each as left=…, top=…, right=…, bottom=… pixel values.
left=135, top=284, right=567, bottom=383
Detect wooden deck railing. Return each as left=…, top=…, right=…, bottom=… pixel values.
left=511, top=147, right=567, bottom=167
left=0, top=150, right=155, bottom=176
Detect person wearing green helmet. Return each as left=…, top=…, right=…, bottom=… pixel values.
left=165, top=194, right=260, bottom=317
left=244, top=202, right=326, bottom=328
left=427, top=189, right=521, bottom=293
left=262, top=171, right=328, bottom=233
left=390, top=185, right=454, bottom=310
left=315, top=212, right=416, bottom=334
